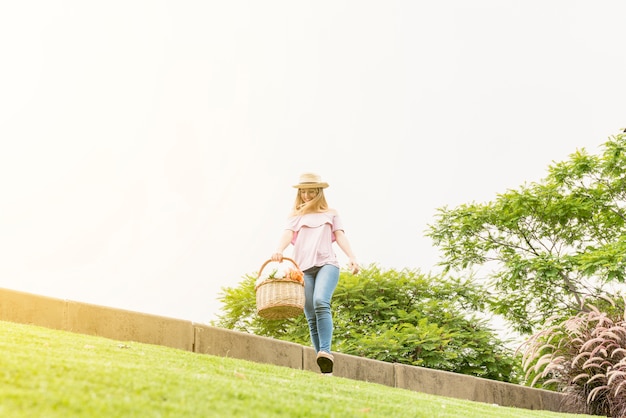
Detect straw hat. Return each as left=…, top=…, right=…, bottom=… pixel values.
left=292, top=173, right=329, bottom=189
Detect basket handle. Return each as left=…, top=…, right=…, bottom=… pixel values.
left=258, top=257, right=300, bottom=278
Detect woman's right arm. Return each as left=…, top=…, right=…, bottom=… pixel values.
left=271, top=230, right=294, bottom=262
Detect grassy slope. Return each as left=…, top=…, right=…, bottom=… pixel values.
left=0, top=321, right=597, bottom=418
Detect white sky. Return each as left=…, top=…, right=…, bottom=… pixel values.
left=1, top=1, right=624, bottom=324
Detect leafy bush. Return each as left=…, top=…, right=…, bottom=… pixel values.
left=520, top=297, right=626, bottom=417
left=214, top=264, right=522, bottom=383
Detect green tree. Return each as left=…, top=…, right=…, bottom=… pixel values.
left=427, top=132, right=626, bottom=335
left=213, top=264, right=521, bottom=383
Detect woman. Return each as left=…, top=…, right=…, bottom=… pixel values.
left=271, top=173, right=359, bottom=375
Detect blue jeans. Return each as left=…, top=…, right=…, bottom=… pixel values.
left=303, top=264, right=339, bottom=353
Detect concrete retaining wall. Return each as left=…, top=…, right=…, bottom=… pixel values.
left=0, top=287, right=573, bottom=414
left=194, top=325, right=303, bottom=369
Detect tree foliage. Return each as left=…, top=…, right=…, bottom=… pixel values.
left=427, top=132, right=626, bottom=334
left=213, top=264, right=521, bottom=383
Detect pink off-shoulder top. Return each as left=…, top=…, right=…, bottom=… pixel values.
left=286, top=211, right=344, bottom=272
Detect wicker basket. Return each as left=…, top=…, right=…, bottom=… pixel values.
left=255, top=258, right=305, bottom=319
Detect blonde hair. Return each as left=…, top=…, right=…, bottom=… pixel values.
left=291, top=188, right=329, bottom=216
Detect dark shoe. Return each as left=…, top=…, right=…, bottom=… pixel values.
left=316, top=351, right=334, bottom=374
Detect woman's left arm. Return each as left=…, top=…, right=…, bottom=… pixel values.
left=334, top=230, right=360, bottom=274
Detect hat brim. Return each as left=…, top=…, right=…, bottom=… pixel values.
left=293, top=182, right=329, bottom=189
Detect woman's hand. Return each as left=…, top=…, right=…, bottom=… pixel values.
left=334, top=230, right=359, bottom=274
left=348, top=258, right=360, bottom=275
left=271, top=231, right=294, bottom=262
left=271, top=252, right=284, bottom=262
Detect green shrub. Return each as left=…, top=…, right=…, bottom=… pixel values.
left=214, top=264, right=522, bottom=383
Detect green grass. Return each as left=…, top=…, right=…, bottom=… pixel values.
left=0, top=320, right=597, bottom=418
